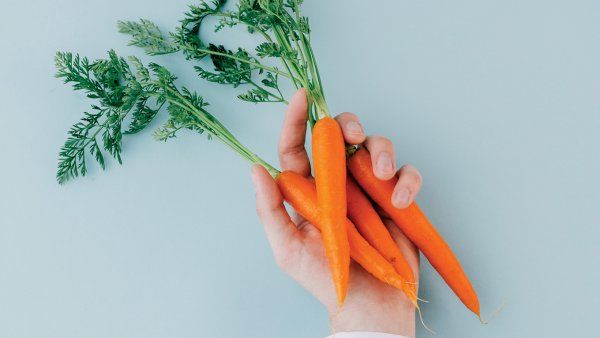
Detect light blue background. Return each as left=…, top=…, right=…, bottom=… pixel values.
left=1, top=0, right=599, bottom=337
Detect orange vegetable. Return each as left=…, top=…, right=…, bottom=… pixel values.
left=311, top=117, right=350, bottom=306
left=276, top=170, right=417, bottom=305
left=347, top=148, right=480, bottom=315
left=346, top=175, right=416, bottom=292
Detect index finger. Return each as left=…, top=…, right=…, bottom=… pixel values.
left=278, top=89, right=311, bottom=177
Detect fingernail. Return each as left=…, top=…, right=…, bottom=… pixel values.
left=393, top=188, right=410, bottom=207
left=376, top=152, right=394, bottom=176
left=346, top=121, right=364, bottom=136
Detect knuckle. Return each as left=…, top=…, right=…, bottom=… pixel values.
left=278, top=143, right=305, bottom=157
left=380, top=137, right=394, bottom=148
left=401, top=164, right=423, bottom=187
left=334, top=111, right=357, bottom=121
left=255, top=202, right=277, bottom=221
left=366, top=134, right=383, bottom=142
left=367, top=135, right=392, bottom=148
left=295, top=220, right=310, bottom=232
left=409, top=165, right=423, bottom=184
left=415, top=172, right=423, bottom=185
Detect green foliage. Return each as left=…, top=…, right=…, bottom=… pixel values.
left=118, top=0, right=326, bottom=108
left=55, top=51, right=218, bottom=183
left=54, top=1, right=306, bottom=183
left=117, top=19, right=178, bottom=55
left=124, top=100, right=161, bottom=134
left=56, top=48, right=279, bottom=183
left=172, top=0, right=227, bottom=60
left=195, top=44, right=253, bottom=87
left=55, top=50, right=147, bottom=183
left=154, top=87, right=211, bottom=141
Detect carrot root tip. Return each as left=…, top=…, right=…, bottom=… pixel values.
left=478, top=299, right=507, bottom=325
left=416, top=305, right=436, bottom=334
left=417, top=296, right=429, bottom=303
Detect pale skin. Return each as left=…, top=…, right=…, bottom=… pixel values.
left=251, top=89, right=424, bottom=337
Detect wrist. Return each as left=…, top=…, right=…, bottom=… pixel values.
left=328, top=293, right=416, bottom=337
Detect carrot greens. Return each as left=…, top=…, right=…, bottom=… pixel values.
left=55, top=50, right=277, bottom=184
left=118, top=0, right=328, bottom=125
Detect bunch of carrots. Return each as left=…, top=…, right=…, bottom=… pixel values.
left=282, top=113, right=481, bottom=317
left=55, top=0, right=488, bottom=325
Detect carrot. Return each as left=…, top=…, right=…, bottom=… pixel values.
left=311, top=117, right=350, bottom=306
left=347, top=147, right=480, bottom=315
left=276, top=170, right=417, bottom=305
left=346, top=175, right=416, bottom=292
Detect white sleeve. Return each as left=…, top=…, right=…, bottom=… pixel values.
left=325, top=332, right=409, bottom=338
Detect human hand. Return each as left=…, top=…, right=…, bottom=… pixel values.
left=251, top=89, right=423, bottom=337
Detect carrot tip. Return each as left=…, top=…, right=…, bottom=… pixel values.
left=478, top=299, right=507, bottom=325
left=398, top=283, right=419, bottom=308
left=406, top=289, right=434, bottom=334
left=409, top=295, right=419, bottom=309
left=416, top=305, right=436, bottom=334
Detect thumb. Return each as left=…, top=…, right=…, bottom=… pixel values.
left=251, top=165, right=302, bottom=263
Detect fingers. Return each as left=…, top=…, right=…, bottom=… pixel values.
left=281, top=97, right=421, bottom=208
left=362, top=134, right=422, bottom=208
left=364, top=135, right=396, bottom=180
left=391, top=165, right=422, bottom=209
left=278, top=89, right=311, bottom=177
left=334, top=112, right=366, bottom=145
left=251, top=165, right=302, bottom=263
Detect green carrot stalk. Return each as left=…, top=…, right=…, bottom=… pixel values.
left=54, top=50, right=278, bottom=183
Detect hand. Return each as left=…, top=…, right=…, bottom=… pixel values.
left=251, top=89, right=423, bottom=337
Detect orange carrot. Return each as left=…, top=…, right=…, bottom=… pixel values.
left=347, top=147, right=480, bottom=315
left=346, top=175, right=416, bottom=292
left=311, top=117, right=350, bottom=306
left=276, top=170, right=417, bottom=305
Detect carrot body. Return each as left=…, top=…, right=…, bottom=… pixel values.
left=276, top=170, right=416, bottom=304
left=346, top=175, right=416, bottom=292
left=347, top=148, right=480, bottom=315
left=311, top=117, right=350, bottom=306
